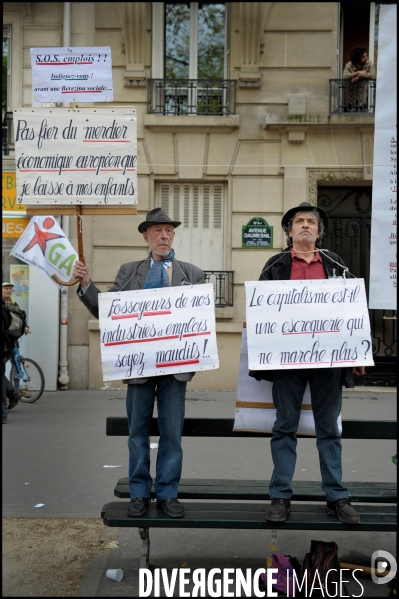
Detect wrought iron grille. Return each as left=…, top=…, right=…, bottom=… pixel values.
left=318, top=187, right=396, bottom=386
left=329, top=79, right=376, bottom=114
left=203, top=271, right=234, bottom=307
left=2, top=112, right=14, bottom=156
left=147, top=79, right=237, bottom=116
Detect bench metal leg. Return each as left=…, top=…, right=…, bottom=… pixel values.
left=139, top=527, right=150, bottom=569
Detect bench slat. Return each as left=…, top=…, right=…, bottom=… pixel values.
left=106, top=417, right=397, bottom=439
left=113, top=478, right=397, bottom=503
left=102, top=501, right=397, bottom=531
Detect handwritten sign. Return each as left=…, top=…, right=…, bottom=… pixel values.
left=30, top=47, right=113, bottom=103
left=233, top=327, right=341, bottom=435
left=369, top=5, right=397, bottom=308
left=245, top=279, right=374, bottom=371
left=13, top=108, right=137, bottom=205
left=98, top=284, right=219, bottom=381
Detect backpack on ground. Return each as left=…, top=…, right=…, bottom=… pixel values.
left=7, top=304, right=26, bottom=339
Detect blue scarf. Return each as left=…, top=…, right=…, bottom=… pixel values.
left=143, top=249, right=175, bottom=289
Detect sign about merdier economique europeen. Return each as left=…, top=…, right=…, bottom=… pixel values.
left=246, top=279, right=374, bottom=371
left=98, top=284, right=219, bottom=381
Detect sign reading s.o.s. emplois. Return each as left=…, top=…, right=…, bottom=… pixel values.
left=13, top=108, right=137, bottom=206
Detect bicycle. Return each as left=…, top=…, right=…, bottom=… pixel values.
left=10, top=344, right=45, bottom=403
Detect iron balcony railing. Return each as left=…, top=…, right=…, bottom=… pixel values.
left=2, top=111, right=14, bottom=156
left=203, top=271, right=234, bottom=307
left=329, top=79, right=376, bottom=114
left=147, top=79, right=237, bottom=116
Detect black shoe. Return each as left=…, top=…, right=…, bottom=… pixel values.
left=8, top=392, right=22, bottom=411
left=327, top=498, right=360, bottom=524
left=266, top=498, right=291, bottom=522
left=127, top=497, right=149, bottom=517
left=156, top=498, right=185, bottom=518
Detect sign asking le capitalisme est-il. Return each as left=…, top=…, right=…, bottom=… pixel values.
left=245, top=279, right=374, bottom=371
left=13, top=108, right=137, bottom=206
left=98, top=284, right=219, bottom=381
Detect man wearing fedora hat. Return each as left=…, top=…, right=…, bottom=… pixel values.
left=73, top=208, right=204, bottom=518
left=255, top=202, right=365, bottom=525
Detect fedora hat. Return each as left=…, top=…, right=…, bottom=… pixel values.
left=138, top=207, right=181, bottom=233
left=281, top=202, right=329, bottom=231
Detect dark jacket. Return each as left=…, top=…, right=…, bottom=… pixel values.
left=251, top=247, right=355, bottom=388
left=77, top=257, right=205, bottom=384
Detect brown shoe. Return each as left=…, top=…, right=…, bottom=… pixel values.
left=327, top=498, right=360, bottom=524
left=267, top=498, right=291, bottom=522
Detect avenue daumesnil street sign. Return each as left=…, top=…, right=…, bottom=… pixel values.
left=242, top=217, right=273, bottom=248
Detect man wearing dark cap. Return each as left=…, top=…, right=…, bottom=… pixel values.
left=73, top=208, right=204, bottom=518
left=256, top=202, right=365, bottom=524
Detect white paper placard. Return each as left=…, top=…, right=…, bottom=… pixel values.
left=30, top=47, right=113, bottom=103
left=98, top=284, right=219, bottom=381
left=233, top=327, right=342, bottom=435
left=369, top=5, right=397, bottom=309
left=245, top=278, right=374, bottom=371
left=13, top=108, right=137, bottom=206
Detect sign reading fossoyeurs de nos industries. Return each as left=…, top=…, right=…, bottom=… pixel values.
left=13, top=108, right=137, bottom=205
left=98, top=284, right=219, bottom=381
left=30, top=47, right=113, bottom=103
left=245, top=279, right=374, bottom=371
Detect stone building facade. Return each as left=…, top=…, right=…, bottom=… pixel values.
left=4, top=2, right=391, bottom=390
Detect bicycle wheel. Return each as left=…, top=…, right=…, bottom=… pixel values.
left=10, top=358, right=45, bottom=403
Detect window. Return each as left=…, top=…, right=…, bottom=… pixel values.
left=165, top=2, right=226, bottom=79
left=157, top=182, right=224, bottom=270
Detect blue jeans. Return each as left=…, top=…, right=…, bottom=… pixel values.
left=126, top=376, right=186, bottom=500
left=269, top=368, right=348, bottom=502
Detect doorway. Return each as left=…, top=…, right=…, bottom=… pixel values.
left=318, top=186, right=397, bottom=386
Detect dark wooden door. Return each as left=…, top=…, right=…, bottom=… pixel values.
left=318, top=186, right=397, bottom=386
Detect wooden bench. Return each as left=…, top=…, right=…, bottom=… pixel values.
left=101, top=417, right=397, bottom=568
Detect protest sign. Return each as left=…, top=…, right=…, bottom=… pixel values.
left=98, top=284, right=219, bottom=381
left=30, top=47, right=113, bottom=103
left=10, top=216, right=78, bottom=289
left=369, top=5, right=397, bottom=309
left=13, top=108, right=137, bottom=206
left=245, top=278, right=374, bottom=371
left=233, top=327, right=342, bottom=435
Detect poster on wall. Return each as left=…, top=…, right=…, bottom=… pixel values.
left=98, top=284, right=219, bottom=381
left=13, top=108, right=137, bottom=206
left=245, top=278, right=374, bottom=371
left=30, top=47, right=113, bottom=103
left=369, top=4, right=397, bottom=309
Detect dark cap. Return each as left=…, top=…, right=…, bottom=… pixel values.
left=138, top=207, right=181, bottom=233
left=281, top=202, right=329, bottom=231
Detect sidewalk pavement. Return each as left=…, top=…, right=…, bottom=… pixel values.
left=2, top=387, right=397, bottom=597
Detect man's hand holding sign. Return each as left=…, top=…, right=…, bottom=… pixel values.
left=73, top=208, right=217, bottom=520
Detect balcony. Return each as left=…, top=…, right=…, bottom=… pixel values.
left=203, top=271, right=234, bottom=309
left=147, top=79, right=237, bottom=116
left=2, top=111, right=14, bottom=156
left=329, top=79, right=376, bottom=114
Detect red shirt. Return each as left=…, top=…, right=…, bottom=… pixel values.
left=290, top=248, right=326, bottom=280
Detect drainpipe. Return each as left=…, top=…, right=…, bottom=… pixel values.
left=58, top=1, right=71, bottom=389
